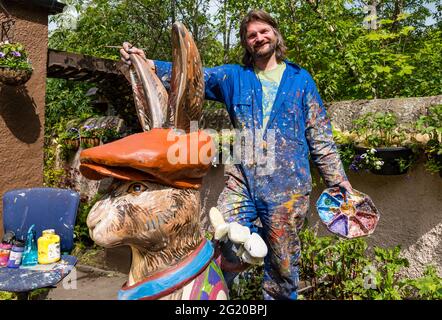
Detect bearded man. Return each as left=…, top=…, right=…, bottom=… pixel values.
left=121, top=9, right=352, bottom=300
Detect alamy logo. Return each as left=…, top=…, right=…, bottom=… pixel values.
left=363, top=265, right=377, bottom=289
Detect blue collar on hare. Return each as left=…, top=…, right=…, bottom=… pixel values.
left=118, top=239, right=214, bottom=300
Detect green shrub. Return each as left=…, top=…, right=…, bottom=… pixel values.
left=0, top=291, right=16, bottom=300
left=73, top=193, right=103, bottom=249
left=402, top=265, right=442, bottom=300
left=230, top=265, right=264, bottom=300
left=230, top=226, right=442, bottom=300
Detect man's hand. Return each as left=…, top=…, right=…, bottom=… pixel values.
left=120, top=42, right=152, bottom=68
left=338, top=180, right=353, bottom=194
left=218, top=254, right=250, bottom=273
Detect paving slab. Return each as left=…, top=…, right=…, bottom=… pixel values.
left=46, top=265, right=127, bottom=300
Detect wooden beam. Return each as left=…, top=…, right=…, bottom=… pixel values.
left=8, top=0, right=65, bottom=14
left=47, top=49, right=126, bottom=82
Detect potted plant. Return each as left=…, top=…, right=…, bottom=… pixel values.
left=349, top=112, right=416, bottom=175
left=332, top=127, right=358, bottom=171
left=94, top=127, right=121, bottom=144
left=79, top=126, right=100, bottom=148
left=58, top=127, right=81, bottom=150
left=333, top=127, right=385, bottom=173
left=415, top=105, right=442, bottom=177
left=0, top=41, right=33, bottom=85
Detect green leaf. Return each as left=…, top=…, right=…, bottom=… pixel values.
left=366, top=32, right=382, bottom=41
left=374, top=65, right=392, bottom=73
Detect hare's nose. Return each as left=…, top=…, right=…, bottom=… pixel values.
left=86, top=203, right=106, bottom=229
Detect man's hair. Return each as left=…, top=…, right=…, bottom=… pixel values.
left=239, top=9, right=287, bottom=67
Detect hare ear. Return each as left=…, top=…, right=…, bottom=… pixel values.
left=129, top=54, right=169, bottom=130
left=168, top=22, right=204, bottom=132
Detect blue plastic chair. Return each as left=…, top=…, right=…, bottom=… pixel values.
left=0, top=188, right=80, bottom=299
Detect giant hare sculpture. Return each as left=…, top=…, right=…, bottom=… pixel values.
left=79, top=22, right=228, bottom=300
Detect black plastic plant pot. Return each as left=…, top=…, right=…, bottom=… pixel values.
left=437, top=154, right=442, bottom=178
left=354, top=146, right=414, bottom=175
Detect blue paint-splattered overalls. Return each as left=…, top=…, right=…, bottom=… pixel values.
left=154, top=60, right=348, bottom=300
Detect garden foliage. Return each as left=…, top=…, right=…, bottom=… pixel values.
left=231, top=226, right=442, bottom=300
left=49, top=0, right=441, bottom=101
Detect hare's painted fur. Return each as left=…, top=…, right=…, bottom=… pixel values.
left=87, top=181, right=201, bottom=282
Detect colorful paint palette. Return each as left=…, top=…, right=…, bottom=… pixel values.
left=316, top=187, right=380, bottom=239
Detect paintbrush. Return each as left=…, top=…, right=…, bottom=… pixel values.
left=104, top=45, right=148, bottom=50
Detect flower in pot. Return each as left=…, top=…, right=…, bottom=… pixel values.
left=332, top=127, right=358, bottom=171
left=95, top=127, right=121, bottom=144
left=415, top=105, right=442, bottom=176
left=349, top=112, right=416, bottom=175
left=79, top=126, right=100, bottom=148
left=0, top=41, right=33, bottom=85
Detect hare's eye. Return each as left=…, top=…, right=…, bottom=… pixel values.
left=127, top=183, right=147, bottom=195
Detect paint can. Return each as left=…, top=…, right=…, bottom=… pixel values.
left=0, top=243, right=13, bottom=267
left=7, top=240, right=25, bottom=268
left=38, top=229, right=61, bottom=264
left=1, top=231, right=16, bottom=267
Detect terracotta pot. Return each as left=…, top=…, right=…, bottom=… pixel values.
left=435, top=153, right=442, bottom=178
left=64, top=139, right=80, bottom=150
left=0, top=67, right=32, bottom=86
left=91, top=137, right=100, bottom=146
left=354, top=146, right=414, bottom=175
left=81, top=137, right=100, bottom=147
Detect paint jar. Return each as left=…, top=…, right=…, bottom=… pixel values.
left=0, top=231, right=15, bottom=267
left=38, top=229, right=61, bottom=264
left=7, top=240, right=25, bottom=268
left=0, top=243, right=13, bottom=267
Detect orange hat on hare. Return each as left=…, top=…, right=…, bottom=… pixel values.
left=80, top=128, right=214, bottom=189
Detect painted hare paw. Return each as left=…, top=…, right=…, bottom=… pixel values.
left=209, top=207, right=268, bottom=265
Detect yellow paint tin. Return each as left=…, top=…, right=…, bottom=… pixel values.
left=37, top=229, right=60, bottom=264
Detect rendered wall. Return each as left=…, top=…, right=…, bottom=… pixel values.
left=0, top=4, right=49, bottom=237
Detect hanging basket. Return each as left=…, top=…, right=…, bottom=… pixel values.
left=0, top=66, right=32, bottom=86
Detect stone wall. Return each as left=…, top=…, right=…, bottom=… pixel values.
left=201, top=95, right=442, bottom=132
left=327, top=95, right=442, bottom=131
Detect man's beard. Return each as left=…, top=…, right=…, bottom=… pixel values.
left=250, top=40, right=277, bottom=60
